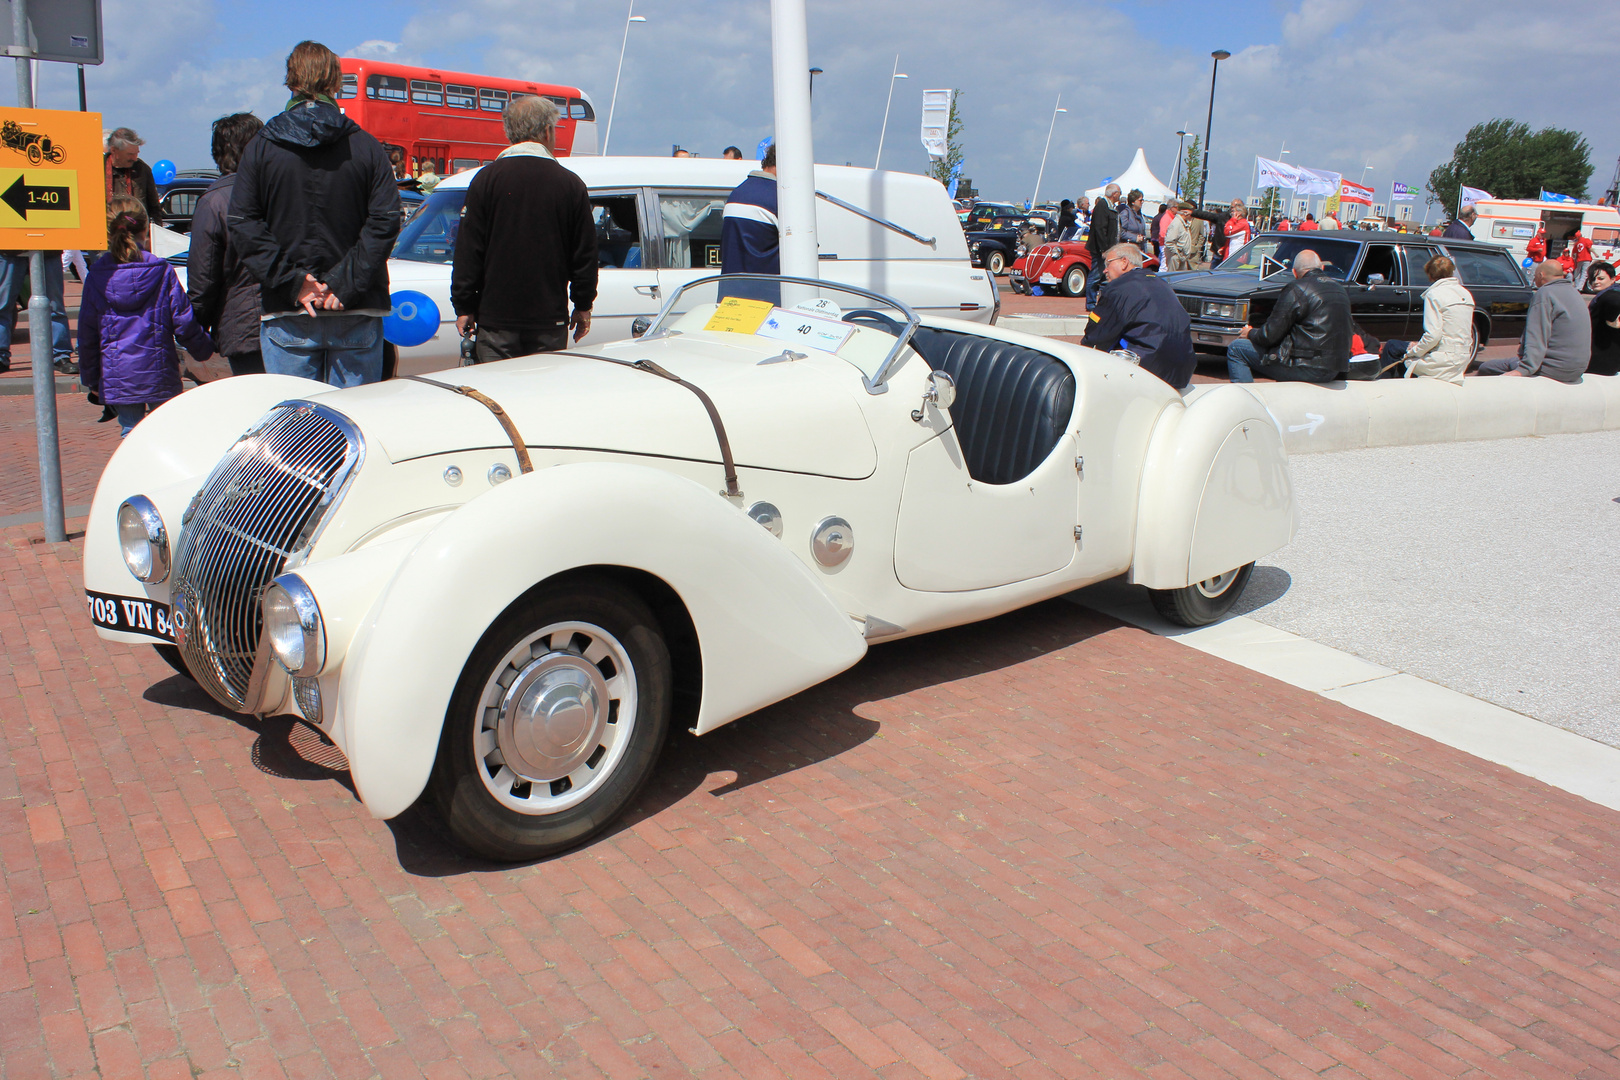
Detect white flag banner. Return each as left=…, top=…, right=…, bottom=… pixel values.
left=1460, top=185, right=1492, bottom=204
left=1256, top=156, right=1304, bottom=190
left=921, top=89, right=953, bottom=160
left=1294, top=168, right=1342, bottom=197
left=1338, top=179, right=1374, bottom=206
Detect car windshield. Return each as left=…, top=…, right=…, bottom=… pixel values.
left=1219, top=236, right=1360, bottom=279
left=393, top=188, right=468, bottom=264
left=646, top=275, right=919, bottom=389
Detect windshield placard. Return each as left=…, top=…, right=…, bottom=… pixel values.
left=757, top=309, right=855, bottom=352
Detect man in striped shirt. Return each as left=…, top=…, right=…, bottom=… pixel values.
left=720, top=144, right=779, bottom=301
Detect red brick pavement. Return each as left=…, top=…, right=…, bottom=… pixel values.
left=0, top=394, right=121, bottom=519
left=4, top=521, right=1620, bottom=1077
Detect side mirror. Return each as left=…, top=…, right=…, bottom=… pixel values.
left=911, top=370, right=957, bottom=422
left=1365, top=273, right=1387, bottom=286
left=631, top=316, right=652, bottom=338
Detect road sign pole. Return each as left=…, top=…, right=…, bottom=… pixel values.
left=12, top=0, right=66, bottom=541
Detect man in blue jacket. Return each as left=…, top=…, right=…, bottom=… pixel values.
left=719, top=144, right=779, bottom=301
left=1081, top=244, right=1195, bottom=389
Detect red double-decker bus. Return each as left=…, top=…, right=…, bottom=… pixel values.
left=336, top=59, right=598, bottom=178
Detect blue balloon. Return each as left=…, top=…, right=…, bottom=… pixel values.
left=384, top=290, right=441, bottom=347
left=1522, top=257, right=1534, bottom=268
left=152, top=159, right=177, bottom=185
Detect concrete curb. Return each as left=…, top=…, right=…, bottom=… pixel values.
left=0, top=376, right=79, bottom=396
left=1186, top=374, right=1620, bottom=454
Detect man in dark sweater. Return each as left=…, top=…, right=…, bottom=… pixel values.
left=452, top=95, right=597, bottom=361
left=1084, top=184, right=1121, bottom=309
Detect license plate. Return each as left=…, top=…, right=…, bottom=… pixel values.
left=1040, top=274, right=1058, bottom=285
left=86, top=590, right=176, bottom=642
left=1197, top=331, right=1226, bottom=343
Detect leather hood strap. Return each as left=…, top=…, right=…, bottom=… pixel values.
left=402, top=376, right=534, bottom=474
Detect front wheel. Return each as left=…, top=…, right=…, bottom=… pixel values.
left=1149, top=563, right=1254, bottom=627
left=430, top=578, right=672, bottom=861
left=1061, top=264, right=1087, bottom=298
left=983, top=249, right=1005, bottom=276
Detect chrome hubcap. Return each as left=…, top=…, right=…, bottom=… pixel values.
left=476, top=621, right=637, bottom=815
left=1195, top=570, right=1238, bottom=599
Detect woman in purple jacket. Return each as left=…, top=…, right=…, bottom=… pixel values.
left=79, top=196, right=215, bottom=435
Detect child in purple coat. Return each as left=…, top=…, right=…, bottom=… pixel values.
left=79, top=195, right=215, bottom=436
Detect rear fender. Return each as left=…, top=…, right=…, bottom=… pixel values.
left=338, top=462, right=866, bottom=819
left=1129, top=385, right=1297, bottom=589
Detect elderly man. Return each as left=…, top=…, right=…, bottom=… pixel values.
left=104, top=127, right=163, bottom=226
left=1225, top=249, right=1351, bottom=383
left=1081, top=244, right=1195, bottom=389
left=453, top=95, right=597, bottom=360
left=1442, top=204, right=1477, bottom=241
left=1474, top=260, right=1589, bottom=382
left=1084, top=183, right=1122, bottom=308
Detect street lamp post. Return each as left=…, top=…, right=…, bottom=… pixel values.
left=874, top=57, right=907, bottom=170
left=1173, top=129, right=1188, bottom=198
left=1031, top=95, right=1066, bottom=208
left=809, top=66, right=823, bottom=99
left=602, top=2, right=647, bottom=155
left=1198, top=49, right=1230, bottom=209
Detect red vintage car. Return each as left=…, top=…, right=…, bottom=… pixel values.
left=1011, top=240, right=1159, bottom=297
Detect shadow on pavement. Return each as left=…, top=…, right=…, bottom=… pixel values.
left=1230, top=564, right=1292, bottom=615
left=384, top=599, right=1119, bottom=877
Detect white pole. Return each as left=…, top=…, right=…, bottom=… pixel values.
left=601, top=2, right=643, bottom=156
left=1031, top=94, right=1063, bottom=208
left=770, top=0, right=818, bottom=279
left=874, top=56, right=903, bottom=170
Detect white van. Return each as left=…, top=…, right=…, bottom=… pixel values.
left=1466, top=198, right=1620, bottom=267
left=385, top=157, right=997, bottom=375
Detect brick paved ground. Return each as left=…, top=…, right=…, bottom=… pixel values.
left=4, top=517, right=1620, bottom=1077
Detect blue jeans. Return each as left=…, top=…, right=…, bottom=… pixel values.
left=0, top=253, right=72, bottom=365
left=261, top=313, right=384, bottom=387
left=115, top=402, right=153, bottom=437
left=1226, top=337, right=1337, bottom=383
left=1085, top=258, right=1104, bottom=309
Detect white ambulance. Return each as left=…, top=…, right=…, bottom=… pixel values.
left=1465, top=198, right=1620, bottom=267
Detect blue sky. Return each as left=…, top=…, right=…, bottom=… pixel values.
left=15, top=0, right=1619, bottom=210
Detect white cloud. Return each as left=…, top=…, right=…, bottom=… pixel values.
left=347, top=40, right=410, bottom=61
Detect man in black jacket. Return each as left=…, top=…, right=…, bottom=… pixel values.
left=188, top=113, right=265, bottom=376
left=1084, top=184, right=1121, bottom=308
left=451, top=95, right=597, bottom=361
left=104, top=128, right=164, bottom=226
left=1081, top=244, right=1194, bottom=389
left=228, top=41, right=401, bottom=386
left=1226, top=249, right=1351, bottom=382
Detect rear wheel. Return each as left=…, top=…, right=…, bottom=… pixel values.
left=1061, top=264, right=1087, bottom=298
left=431, top=577, right=672, bottom=861
left=983, top=249, right=1005, bottom=276
left=1149, top=563, right=1254, bottom=627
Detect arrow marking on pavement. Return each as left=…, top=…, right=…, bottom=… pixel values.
left=2, top=174, right=70, bottom=219
left=1288, top=413, right=1325, bottom=435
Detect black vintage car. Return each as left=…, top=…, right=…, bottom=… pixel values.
left=967, top=215, right=1048, bottom=276
left=1161, top=231, right=1533, bottom=359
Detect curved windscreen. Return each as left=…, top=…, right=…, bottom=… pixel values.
left=393, top=188, right=468, bottom=264
left=1219, top=235, right=1360, bottom=279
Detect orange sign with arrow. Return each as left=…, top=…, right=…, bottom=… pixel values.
left=0, top=106, right=105, bottom=250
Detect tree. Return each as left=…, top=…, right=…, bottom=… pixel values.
left=1427, top=118, right=1593, bottom=217
left=1180, top=136, right=1203, bottom=207
left=1257, top=186, right=1283, bottom=226
left=927, top=90, right=964, bottom=188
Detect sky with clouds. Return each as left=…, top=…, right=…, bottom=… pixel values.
left=14, top=0, right=1618, bottom=211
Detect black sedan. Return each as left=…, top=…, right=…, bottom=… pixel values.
left=1161, top=231, right=1532, bottom=358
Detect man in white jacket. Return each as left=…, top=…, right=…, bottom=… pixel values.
left=1376, top=254, right=1476, bottom=383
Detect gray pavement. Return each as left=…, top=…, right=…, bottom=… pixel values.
left=1232, top=429, right=1620, bottom=746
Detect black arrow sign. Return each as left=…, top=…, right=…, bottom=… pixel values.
left=2, top=174, right=71, bottom=220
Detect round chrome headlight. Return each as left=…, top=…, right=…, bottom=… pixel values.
left=262, top=576, right=324, bottom=677
left=117, top=496, right=169, bottom=584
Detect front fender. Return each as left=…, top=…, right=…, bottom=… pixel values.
left=338, top=462, right=867, bottom=819
left=1129, top=385, right=1297, bottom=589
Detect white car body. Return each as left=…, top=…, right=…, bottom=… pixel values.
left=84, top=279, right=1294, bottom=859
left=385, top=158, right=997, bottom=375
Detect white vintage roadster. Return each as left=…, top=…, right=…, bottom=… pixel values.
left=85, top=276, right=1295, bottom=860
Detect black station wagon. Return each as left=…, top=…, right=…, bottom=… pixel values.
left=1162, top=231, right=1533, bottom=359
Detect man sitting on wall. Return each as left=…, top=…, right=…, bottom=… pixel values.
left=1474, top=259, right=1589, bottom=382
left=1081, top=244, right=1194, bottom=389
left=1225, top=248, right=1351, bottom=383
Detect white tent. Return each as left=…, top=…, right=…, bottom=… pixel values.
left=1083, top=148, right=1178, bottom=212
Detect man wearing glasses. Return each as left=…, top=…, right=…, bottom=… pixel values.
left=1081, top=244, right=1195, bottom=389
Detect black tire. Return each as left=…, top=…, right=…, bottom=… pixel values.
left=1061, top=264, right=1087, bottom=298
left=1149, top=563, right=1254, bottom=627
left=984, top=249, right=1005, bottom=276
left=430, top=577, right=672, bottom=861
left=153, top=644, right=195, bottom=681
left=26, top=144, right=41, bottom=165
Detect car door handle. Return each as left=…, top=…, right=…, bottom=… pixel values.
left=634, top=285, right=660, bottom=297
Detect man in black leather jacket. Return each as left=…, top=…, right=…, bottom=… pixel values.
left=1225, top=249, right=1352, bottom=382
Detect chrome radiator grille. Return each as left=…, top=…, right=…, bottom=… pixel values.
left=171, top=403, right=363, bottom=709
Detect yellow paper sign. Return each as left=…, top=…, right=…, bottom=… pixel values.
left=0, top=108, right=107, bottom=251
left=703, top=296, right=775, bottom=334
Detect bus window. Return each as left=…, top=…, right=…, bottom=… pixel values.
left=445, top=84, right=476, bottom=110
left=366, top=74, right=408, bottom=103
left=410, top=80, right=443, bottom=107
left=569, top=99, right=595, bottom=121
left=479, top=88, right=508, bottom=113
left=338, top=73, right=357, bottom=100
left=546, top=95, right=567, bottom=108
left=452, top=158, right=481, bottom=173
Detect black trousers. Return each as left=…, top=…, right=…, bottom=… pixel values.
left=473, top=325, right=568, bottom=364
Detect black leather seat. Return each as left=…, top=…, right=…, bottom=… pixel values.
left=907, top=327, right=1075, bottom=486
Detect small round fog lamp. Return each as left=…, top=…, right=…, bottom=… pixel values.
left=117, top=496, right=169, bottom=584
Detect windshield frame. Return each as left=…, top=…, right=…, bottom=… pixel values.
left=646, top=274, right=921, bottom=395
left=1217, top=233, right=1362, bottom=280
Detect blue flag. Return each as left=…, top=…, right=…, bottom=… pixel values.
left=947, top=162, right=963, bottom=200
left=755, top=136, right=774, bottom=162
left=1540, top=189, right=1579, bottom=203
